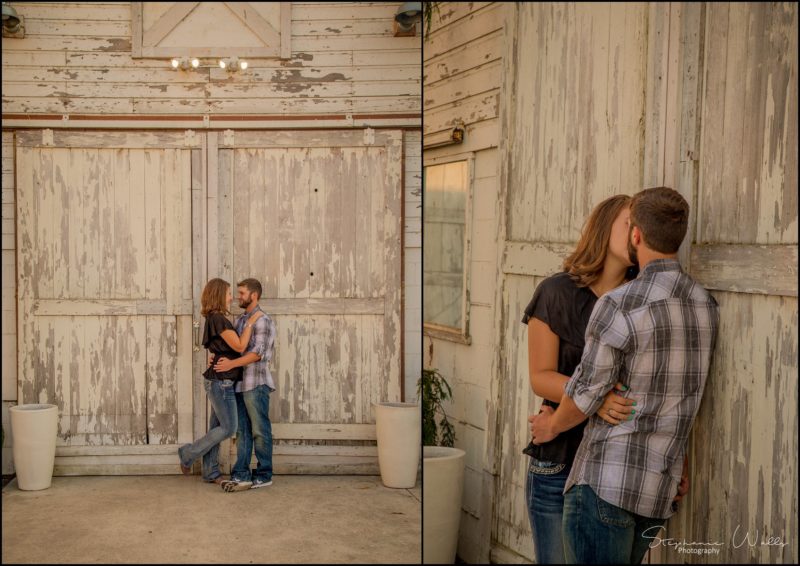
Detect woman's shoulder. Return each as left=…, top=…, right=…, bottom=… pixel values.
left=538, top=271, right=581, bottom=296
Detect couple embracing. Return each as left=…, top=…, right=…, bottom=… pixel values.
left=524, top=187, right=720, bottom=564
left=178, top=277, right=277, bottom=493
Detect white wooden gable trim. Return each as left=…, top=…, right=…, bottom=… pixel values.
left=132, top=1, right=291, bottom=59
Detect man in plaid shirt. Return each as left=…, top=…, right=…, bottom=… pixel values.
left=213, top=278, right=277, bottom=492
left=530, top=187, right=719, bottom=564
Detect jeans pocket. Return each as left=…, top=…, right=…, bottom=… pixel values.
left=219, top=379, right=234, bottom=389
left=595, top=493, right=635, bottom=528
left=529, top=458, right=566, bottom=475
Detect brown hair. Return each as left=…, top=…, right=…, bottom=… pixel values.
left=237, top=278, right=263, bottom=300
left=563, top=194, right=632, bottom=287
left=201, top=278, right=230, bottom=316
left=629, top=187, right=689, bottom=253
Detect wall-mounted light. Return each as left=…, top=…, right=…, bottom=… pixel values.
left=219, top=57, right=249, bottom=72
left=170, top=57, right=202, bottom=70
left=2, top=2, right=24, bottom=37
left=394, top=1, right=421, bottom=37
left=423, top=120, right=465, bottom=150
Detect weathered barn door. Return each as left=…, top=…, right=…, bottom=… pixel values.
left=207, top=129, right=403, bottom=473
left=16, top=130, right=195, bottom=473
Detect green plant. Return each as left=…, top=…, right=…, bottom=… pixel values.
left=418, top=368, right=455, bottom=447
left=423, top=2, right=441, bottom=38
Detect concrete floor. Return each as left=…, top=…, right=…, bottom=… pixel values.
left=2, top=475, right=421, bottom=564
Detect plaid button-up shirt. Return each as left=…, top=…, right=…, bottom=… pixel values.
left=563, top=259, right=719, bottom=519
left=233, top=305, right=276, bottom=394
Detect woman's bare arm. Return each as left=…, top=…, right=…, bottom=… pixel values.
left=527, top=318, right=570, bottom=403
left=218, top=312, right=263, bottom=353
left=527, top=317, right=634, bottom=423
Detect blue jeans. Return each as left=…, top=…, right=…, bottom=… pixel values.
left=230, top=384, right=273, bottom=482
left=526, top=457, right=571, bottom=564
left=563, top=484, right=666, bottom=564
left=178, top=379, right=238, bottom=481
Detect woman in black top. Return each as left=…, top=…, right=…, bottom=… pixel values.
left=178, top=278, right=263, bottom=484
left=522, top=195, right=638, bottom=564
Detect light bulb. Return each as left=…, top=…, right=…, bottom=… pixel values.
left=171, top=58, right=180, bottom=69
left=219, top=59, right=227, bottom=69
left=191, top=58, right=200, bottom=68
left=239, top=60, right=248, bottom=70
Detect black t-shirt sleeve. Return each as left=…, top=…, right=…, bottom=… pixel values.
left=202, top=312, right=234, bottom=347
left=521, top=276, right=559, bottom=332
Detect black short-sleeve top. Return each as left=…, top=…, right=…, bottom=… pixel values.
left=521, top=272, right=598, bottom=466
left=202, top=311, right=243, bottom=382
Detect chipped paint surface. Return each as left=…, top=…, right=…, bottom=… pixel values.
left=17, top=136, right=193, bottom=448
left=437, top=2, right=799, bottom=564
left=1, top=2, right=421, bottom=116
left=216, top=134, right=403, bottom=426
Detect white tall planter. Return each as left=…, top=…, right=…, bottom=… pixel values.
left=374, top=402, right=420, bottom=488
left=9, top=404, right=58, bottom=491
left=423, top=446, right=466, bottom=564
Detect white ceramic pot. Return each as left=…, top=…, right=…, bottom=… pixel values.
left=423, top=446, right=466, bottom=564
left=9, top=404, right=58, bottom=491
left=374, top=402, right=420, bottom=488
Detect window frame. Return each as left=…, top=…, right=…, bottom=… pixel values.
left=422, top=151, right=475, bottom=345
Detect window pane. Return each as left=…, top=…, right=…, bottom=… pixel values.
left=423, top=161, right=468, bottom=330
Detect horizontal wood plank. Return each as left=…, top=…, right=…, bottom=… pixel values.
left=690, top=244, right=798, bottom=297
left=33, top=299, right=194, bottom=316
left=502, top=241, right=573, bottom=277
left=239, top=298, right=384, bottom=315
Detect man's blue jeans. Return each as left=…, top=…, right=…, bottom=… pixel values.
left=178, top=379, right=237, bottom=482
left=563, top=484, right=666, bottom=564
left=230, top=384, right=273, bottom=483
left=526, top=457, right=571, bottom=564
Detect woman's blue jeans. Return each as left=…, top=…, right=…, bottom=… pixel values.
left=526, top=457, right=572, bottom=564
left=178, top=378, right=238, bottom=481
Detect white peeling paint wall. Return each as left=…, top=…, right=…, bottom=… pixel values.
left=423, top=3, right=507, bottom=563
left=2, top=132, right=16, bottom=474
left=404, top=130, right=422, bottom=403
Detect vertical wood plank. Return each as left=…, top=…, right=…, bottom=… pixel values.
left=37, top=149, right=55, bottom=300
left=263, top=148, right=281, bottom=299
left=207, top=132, right=219, bottom=280
left=176, top=315, right=192, bottom=443
left=191, top=143, right=207, bottom=440
left=293, top=148, right=311, bottom=298
left=219, top=147, right=234, bottom=284
left=383, top=134, right=403, bottom=401
left=144, top=149, right=163, bottom=300
left=323, top=147, right=343, bottom=298
left=354, top=148, right=371, bottom=298
left=97, top=149, right=114, bottom=299
left=308, top=148, right=326, bottom=299
left=127, top=149, right=145, bottom=300
left=113, top=148, right=131, bottom=299
left=369, top=148, right=385, bottom=297
left=65, top=149, right=85, bottom=299
left=340, top=148, right=358, bottom=298
left=51, top=148, right=68, bottom=300
left=181, top=149, right=192, bottom=302
left=280, top=1, right=291, bottom=59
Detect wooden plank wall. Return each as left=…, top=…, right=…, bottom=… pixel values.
left=666, top=3, right=798, bottom=564
left=489, top=2, right=798, bottom=564
left=493, top=4, right=650, bottom=562
left=423, top=3, right=506, bottom=563
left=2, top=132, right=16, bottom=474
left=1, top=2, right=420, bottom=116
left=404, top=130, right=422, bottom=402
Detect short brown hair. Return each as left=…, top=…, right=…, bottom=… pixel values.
left=237, top=278, right=262, bottom=300
left=201, top=278, right=230, bottom=316
left=629, top=187, right=689, bottom=253
left=563, top=194, right=632, bottom=287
